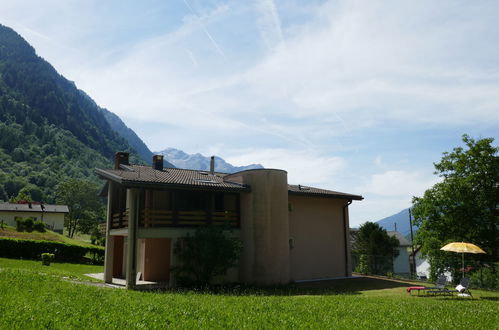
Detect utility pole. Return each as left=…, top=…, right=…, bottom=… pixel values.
left=409, top=208, right=416, bottom=277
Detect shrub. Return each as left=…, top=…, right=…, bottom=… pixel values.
left=23, top=217, right=34, bottom=232
left=173, top=225, right=242, bottom=286
left=470, top=266, right=499, bottom=290
left=15, top=218, right=25, bottom=232
left=355, top=254, right=370, bottom=275
left=41, top=253, right=54, bottom=266
left=33, top=221, right=46, bottom=232
left=0, top=237, right=104, bottom=263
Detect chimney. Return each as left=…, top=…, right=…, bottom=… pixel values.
left=210, top=156, right=215, bottom=175
left=114, top=152, right=129, bottom=169
left=153, top=155, right=164, bottom=171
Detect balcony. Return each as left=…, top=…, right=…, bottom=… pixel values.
left=110, top=208, right=239, bottom=229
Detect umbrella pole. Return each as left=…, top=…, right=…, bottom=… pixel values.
left=462, top=252, right=465, bottom=279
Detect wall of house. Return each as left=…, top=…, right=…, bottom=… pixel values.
left=288, top=195, right=349, bottom=281
left=227, top=169, right=290, bottom=285
left=137, top=238, right=171, bottom=282
left=137, top=228, right=239, bottom=284
left=0, top=211, right=65, bottom=233
left=393, top=247, right=410, bottom=275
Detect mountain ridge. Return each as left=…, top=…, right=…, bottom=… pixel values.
left=374, top=208, right=418, bottom=239
left=156, top=147, right=263, bottom=173
left=78, top=90, right=174, bottom=168
left=0, top=24, right=145, bottom=202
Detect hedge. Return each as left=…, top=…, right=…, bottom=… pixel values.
left=0, top=237, right=104, bottom=263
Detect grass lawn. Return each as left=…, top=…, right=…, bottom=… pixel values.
left=0, top=225, right=97, bottom=248
left=1, top=258, right=498, bottom=329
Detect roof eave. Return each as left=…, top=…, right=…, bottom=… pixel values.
left=95, top=168, right=124, bottom=184
left=288, top=191, right=363, bottom=200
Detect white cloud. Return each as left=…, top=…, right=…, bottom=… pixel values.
left=3, top=0, right=498, bottom=227
left=225, top=148, right=346, bottom=187
left=362, top=170, right=439, bottom=197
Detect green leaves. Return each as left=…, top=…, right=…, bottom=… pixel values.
left=173, top=225, right=242, bottom=286
left=56, top=179, right=104, bottom=238
left=352, top=222, right=400, bottom=275
left=412, top=134, right=498, bottom=282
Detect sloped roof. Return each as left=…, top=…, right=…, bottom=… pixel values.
left=96, top=164, right=363, bottom=200
left=288, top=184, right=363, bottom=200
left=387, top=231, right=412, bottom=246
left=96, top=165, right=249, bottom=191
left=0, top=203, right=69, bottom=213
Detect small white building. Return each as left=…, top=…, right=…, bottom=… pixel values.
left=387, top=231, right=412, bottom=275
left=0, top=202, right=69, bottom=234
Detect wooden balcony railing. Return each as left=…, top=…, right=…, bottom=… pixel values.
left=111, top=211, right=128, bottom=229
left=110, top=209, right=240, bottom=229
left=141, top=208, right=239, bottom=228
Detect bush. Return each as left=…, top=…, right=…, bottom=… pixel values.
left=15, top=217, right=36, bottom=232
left=33, top=221, right=46, bottom=232
left=173, top=225, right=242, bottom=286
left=23, top=217, right=34, bottom=232
left=41, top=253, right=54, bottom=266
left=470, top=266, right=499, bottom=290
left=0, top=237, right=104, bottom=263
left=15, top=218, right=25, bottom=232
left=355, top=254, right=370, bottom=275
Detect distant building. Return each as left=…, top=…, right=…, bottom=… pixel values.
left=349, top=229, right=413, bottom=276
left=386, top=231, right=412, bottom=275
left=0, top=202, right=69, bottom=234
left=96, top=152, right=363, bottom=288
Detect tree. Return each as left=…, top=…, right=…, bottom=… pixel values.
left=412, top=135, right=498, bottom=283
left=9, top=189, right=33, bottom=203
left=352, top=222, right=399, bottom=275
left=172, top=225, right=242, bottom=286
left=56, top=178, right=104, bottom=238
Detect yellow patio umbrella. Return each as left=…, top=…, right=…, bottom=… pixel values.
left=440, top=242, right=486, bottom=278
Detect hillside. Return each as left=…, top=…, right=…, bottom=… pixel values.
left=375, top=208, right=418, bottom=238
left=0, top=24, right=144, bottom=202
left=98, top=106, right=175, bottom=168
left=78, top=90, right=174, bottom=168
left=0, top=225, right=96, bottom=248
left=157, top=147, right=263, bottom=173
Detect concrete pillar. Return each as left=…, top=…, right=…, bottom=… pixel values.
left=231, top=169, right=290, bottom=285
left=125, top=188, right=139, bottom=289
left=104, top=181, right=115, bottom=283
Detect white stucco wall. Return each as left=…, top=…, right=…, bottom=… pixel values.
left=0, top=211, right=65, bottom=233
left=393, top=247, right=410, bottom=274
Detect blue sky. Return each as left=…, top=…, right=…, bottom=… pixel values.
left=3, top=0, right=498, bottom=226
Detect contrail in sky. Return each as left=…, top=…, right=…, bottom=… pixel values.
left=182, top=0, right=227, bottom=60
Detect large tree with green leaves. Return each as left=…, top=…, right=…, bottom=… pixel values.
left=352, top=222, right=400, bottom=275
left=56, top=178, right=104, bottom=238
left=412, top=135, right=498, bottom=282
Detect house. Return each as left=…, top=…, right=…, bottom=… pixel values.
left=386, top=231, right=412, bottom=275
left=96, top=152, right=363, bottom=288
left=0, top=202, right=69, bottom=234
left=411, top=247, right=429, bottom=279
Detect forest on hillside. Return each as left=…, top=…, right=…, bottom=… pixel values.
left=0, top=24, right=142, bottom=203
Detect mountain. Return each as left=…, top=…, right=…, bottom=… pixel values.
left=0, top=24, right=146, bottom=202
left=156, top=148, right=263, bottom=173
left=375, top=208, right=418, bottom=239
left=78, top=90, right=174, bottom=168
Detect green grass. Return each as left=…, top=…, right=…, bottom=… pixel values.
left=1, top=258, right=498, bottom=329
left=0, top=225, right=97, bottom=248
